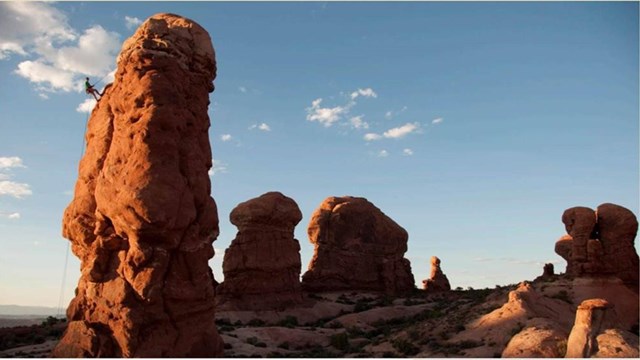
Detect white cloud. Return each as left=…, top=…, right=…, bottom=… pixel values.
left=306, top=98, right=349, bottom=127
left=350, top=88, right=377, bottom=100
left=349, top=115, right=369, bottom=130
left=1, top=3, right=120, bottom=94
left=239, top=86, right=247, bottom=93
left=385, top=106, right=407, bottom=120
left=385, top=111, right=393, bottom=119
left=383, top=122, right=420, bottom=139
left=403, top=148, right=414, bottom=156
left=208, top=159, right=228, bottom=176
left=124, top=16, right=142, bottom=30
left=249, top=123, right=271, bottom=131
left=221, top=134, right=232, bottom=142
left=38, top=93, right=49, bottom=100
left=378, top=150, right=389, bottom=157
left=0, top=2, right=75, bottom=59
left=16, top=60, right=77, bottom=92
left=363, top=133, right=382, bottom=141
left=76, top=98, right=96, bottom=113
left=0, top=181, right=32, bottom=198
left=8, top=213, right=20, bottom=219
left=432, top=117, right=443, bottom=124
left=0, top=157, right=25, bottom=169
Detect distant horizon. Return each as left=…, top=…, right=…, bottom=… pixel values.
left=0, top=1, right=638, bottom=308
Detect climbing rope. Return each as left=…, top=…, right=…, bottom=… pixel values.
left=56, top=111, right=90, bottom=318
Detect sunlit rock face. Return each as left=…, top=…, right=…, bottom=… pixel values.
left=52, top=13, right=224, bottom=357
left=302, top=196, right=415, bottom=295
left=217, top=192, right=304, bottom=311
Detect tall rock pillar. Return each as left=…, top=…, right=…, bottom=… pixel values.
left=53, top=13, right=223, bottom=357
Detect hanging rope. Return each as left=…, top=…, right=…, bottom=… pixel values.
left=57, top=111, right=90, bottom=318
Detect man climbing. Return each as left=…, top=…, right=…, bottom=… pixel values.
left=84, top=77, right=102, bottom=101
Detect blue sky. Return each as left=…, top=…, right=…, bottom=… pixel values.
left=0, top=2, right=638, bottom=308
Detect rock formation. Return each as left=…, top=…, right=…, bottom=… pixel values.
left=565, top=299, right=613, bottom=358
left=53, top=14, right=224, bottom=357
left=534, top=263, right=555, bottom=282
left=216, top=192, right=304, bottom=310
left=422, top=256, right=451, bottom=293
left=301, top=196, right=415, bottom=295
left=554, top=203, right=639, bottom=289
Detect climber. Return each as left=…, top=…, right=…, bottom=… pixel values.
left=84, top=77, right=102, bottom=101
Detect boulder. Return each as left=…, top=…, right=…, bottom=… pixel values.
left=301, top=196, right=415, bottom=295
left=217, top=192, right=304, bottom=310
left=53, top=13, right=223, bottom=357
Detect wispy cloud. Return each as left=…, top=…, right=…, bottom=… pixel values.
left=238, top=86, right=247, bottom=93
left=384, top=106, right=407, bottom=120
left=364, top=133, right=382, bottom=141
left=76, top=98, right=96, bottom=113
left=363, top=122, right=421, bottom=141
left=0, top=156, right=31, bottom=198
left=249, top=123, right=271, bottom=132
left=0, top=157, right=25, bottom=169
left=349, top=115, right=369, bottom=130
left=8, top=212, right=20, bottom=219
left=403, top=148, right=413, bottom=156
left=0, top=3, right=119, bottom=94
left=0, top=181, right=32, bottom=198
left=383, top=122, right=420, bottom=139
left=432, top=117, right=443, bottom=125
left=221, top=134, right=232, bottom=142
left=350, top=88, right=377, bottom=100
left=208, top=159, right=228, bottom=176
left=124, top=16, right=142, bottom=30
left=306, top=98, right=349, bottom=127
left=378, top=150, right=389, bottom=158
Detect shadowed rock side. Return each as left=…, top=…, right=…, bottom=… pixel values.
left=216, top=192, right=304, bottom=311
left=565, top=299, right=613, bottom=358
left=52, top=13, right=224, bottom=357
left=555, top=203, right=639, bottom=290
left=301, top=196, right=415, bottom=295
left=422, top=256, right=451, bottom=293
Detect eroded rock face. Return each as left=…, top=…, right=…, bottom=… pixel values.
left=301, top=196, right=415, bottom=295
left=555, top=203, right=639, bottom=289
left=53, top=13, right=223, bottom=357
left=422, top=256, right=451, bottom=293
left=216, top=192, right=304, bottom=310
left=596, top=203, right=639, bottom=288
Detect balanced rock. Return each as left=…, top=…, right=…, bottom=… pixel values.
left=53, top=14, right=223, bottom=357
left=422, top=256, right=451, bottom=293
left=301, top=196, right=415, bottom=295
left=555, top=203, right=638, bottom=289
left=565, top=299, right=613, bottom=358
left=217, top=192, right=304, bottom=310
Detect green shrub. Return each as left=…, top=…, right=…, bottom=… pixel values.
left=246, top=336, right=259, bottom=345
left=278, top=341, right=290, bottom=350
left=247, top=319, right=266, bottom=327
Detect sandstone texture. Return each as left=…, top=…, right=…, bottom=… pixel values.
left=301, top=196, right=415, bottom=295
left=216, top=192, right=304, bottom=311
left=422, top=256, right=451, bottom=293
left=53, top=13, right=223, bottom=357
left=555, top=203, right=639, bottom=289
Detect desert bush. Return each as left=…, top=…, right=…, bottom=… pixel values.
left=246, top=336, right=259, bottom=345
left=247, top=319, right=266, bottom=327
left=223, top=343, right=233, bottom=350
left=510, top=322, right=525, bottom=336
left=330, top=332, right=350, bottom=351
left=551, top=290, right=572, bottom=304
left=277, top=341, right=290, bottom=350
left=556, top=339, right=568, bottom=357
left=277, top=316, right=298, bottom=328
left=391, top=338, right=419, bottom=356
